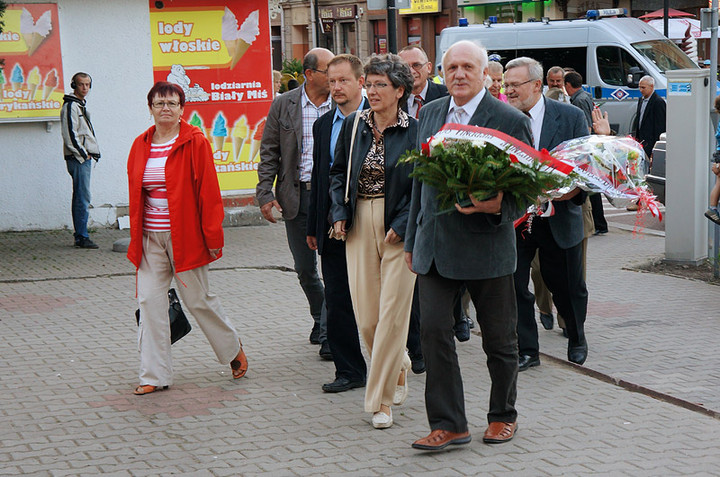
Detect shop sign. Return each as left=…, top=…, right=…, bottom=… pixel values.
left=399, top=0, right=441, bottom=15
left=149, top=0, right=273, bottom=192
left=0, top=3, right=64, bottom=122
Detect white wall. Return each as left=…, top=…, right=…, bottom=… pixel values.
left=0, top=0, right=155, bottom=231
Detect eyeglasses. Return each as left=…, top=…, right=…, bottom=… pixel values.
left=502, top=79, right=536, bottom=91
left=152, top=101, right=181, bottom=109
left=311, top=68, right=328, bottom=75
left=365, top=82, right=390, bottom=90
left=409, top=62, right=429, bottom=71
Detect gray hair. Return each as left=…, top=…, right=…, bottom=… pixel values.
left=443, top=40, right=488, bottom=72
left=487, top=61, right=504, bottom=75
left=639, top=75, right=654, bottom=86
left=506, top=57, right=543, bottom=81
left=364, top=53, right=414, bottom=105
left=546, top=66, right=564, bottom=78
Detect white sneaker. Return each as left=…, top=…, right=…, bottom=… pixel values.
left=372, top=409, right=393, bottom=429
left=393, top=369, right=408, bottom=406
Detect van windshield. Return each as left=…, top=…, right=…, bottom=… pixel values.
left=632, top=39, right=698, bottom=72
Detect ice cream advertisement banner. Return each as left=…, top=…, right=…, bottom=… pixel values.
left=149, top=0, right=272, bottom=192
left=0, top=3, right=63, bottom=122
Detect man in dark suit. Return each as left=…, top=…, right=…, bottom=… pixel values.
left=504, top=57, right=589, bottom=371
left=307, top=54, right=368, bottom=393
left=406, top=40, right=532, bottom=451
left=398, top=46, right=448, bottom=118
left=632, top=75, right=666, bottom=159
left=257, top=48, right=334, bottom=353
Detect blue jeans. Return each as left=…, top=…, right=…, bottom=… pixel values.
left=65, top=158, right=92, bottom=241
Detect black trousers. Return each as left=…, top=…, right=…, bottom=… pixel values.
left=589, top=193, right=607, bottom=232
left=407, top=284, right=467, bottom=362
left=320, top=237, right=367, bottom=382
left=514, top=217, right=588, bottom=357
left=418, top=266, right=518, bottom=433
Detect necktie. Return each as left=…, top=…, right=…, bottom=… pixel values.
left=453, top=107, right=466, bottom=125
left=414, top=95, right=423, bottom=119
left=524, top=110, right=536, bottom=149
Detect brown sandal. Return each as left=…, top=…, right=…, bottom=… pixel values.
left=133, top=384, right=168, bottom=395
left=230, top=341, right=248, bottom=379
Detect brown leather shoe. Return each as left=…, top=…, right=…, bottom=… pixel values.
left=483, top=421, right=517, bottom=444
left=411, top=429, right=471, bottom=450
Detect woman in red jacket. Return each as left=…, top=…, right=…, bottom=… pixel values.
left=127, top=82, right=247, bottom=395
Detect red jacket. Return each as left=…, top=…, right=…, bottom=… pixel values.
left=126, top=120, right=224, bottom=273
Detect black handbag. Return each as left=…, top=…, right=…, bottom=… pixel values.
left=135, top=288, right=192, bottom=344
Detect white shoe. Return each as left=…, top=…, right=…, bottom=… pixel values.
left=393, top=369, right=408, bottom=406
left=372, top=409, right=393, bottom=429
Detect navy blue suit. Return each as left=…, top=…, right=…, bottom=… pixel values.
left=514, top=97, right=589, bottom=359
left=308, top=101, right=368, bottom=383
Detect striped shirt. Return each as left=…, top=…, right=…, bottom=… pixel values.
left=300, top=85, right=332, bottom=182
left=142, top=135, right=177, bottom=232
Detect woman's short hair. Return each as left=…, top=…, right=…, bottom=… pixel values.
left=147, top=81, right=185, bottom=108
left=272, top=70, right=282, bottom=82
left=364, top=53, right=414, bottom=106
left=545, top=87, right=565, bottom=101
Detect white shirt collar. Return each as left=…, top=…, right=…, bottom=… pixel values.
left=527, top=96, right=546, bottom=150
left=447, top=88, right=486, bottom=123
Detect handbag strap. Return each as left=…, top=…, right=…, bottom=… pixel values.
left=344, top=112, right=362, bottom=204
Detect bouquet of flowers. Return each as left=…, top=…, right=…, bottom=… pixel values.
left=400, top=123, right=662, bottom=221
left=399, top=124, right=574, bottom=213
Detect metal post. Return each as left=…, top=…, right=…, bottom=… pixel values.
left=663, top=0, right=669, bottom=39
left=711, top=0, right=719, bottom=276
left=388, top=0, right=398, bottom=54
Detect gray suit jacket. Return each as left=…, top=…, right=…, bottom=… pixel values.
left=538, top=97, right=589, bottom=249
left=405, top=92, right=532, bottom=280
left=256, top=87, right=329, bottom=220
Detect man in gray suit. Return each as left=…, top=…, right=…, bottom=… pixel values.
left=256, top=48, right=334, bottom=352
left=504, top=57, right=589, bottom=371
left=406, top=41, right=532, bottom=451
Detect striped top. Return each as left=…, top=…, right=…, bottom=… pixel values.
left=142, top=135, right=178, bottom=232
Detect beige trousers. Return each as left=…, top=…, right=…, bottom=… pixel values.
left=137, top=231, right=241, bottom=387
left=346, top=198, right=414, bottom=412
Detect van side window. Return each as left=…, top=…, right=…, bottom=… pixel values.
left=597, top=46, right=642, bottom=87
left=515, top=47, right=587, bottom=80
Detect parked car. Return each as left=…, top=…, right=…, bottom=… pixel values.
left=646, top=132, right=666, bottom=204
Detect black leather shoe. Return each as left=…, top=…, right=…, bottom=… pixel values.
left=411, top=356, right=426, bottom=374
left=568, top=342, right=588, bottom=365
left=454, top=318, right=470, bottom=342
left=319, top=340, right=332, bottom=360
left=309, top=323, right=321, bottom=344
left=539, top=312, right=553, bottom=330
left=462, top=311, right=475, bottom=329
left=321, top=377, right=366, bottom=393
left=518, top=354, right=540, bottom=371
left=75, top=237, right=99, bottom=249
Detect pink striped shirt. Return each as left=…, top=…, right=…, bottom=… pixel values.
left=142, top=135, right=177, bottom=232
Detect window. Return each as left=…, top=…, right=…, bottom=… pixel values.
left=596, top=46, right=642, bottom=86
left=487, top=47, right=587, bottom=81
left=632, top=39, right=698, bottom=73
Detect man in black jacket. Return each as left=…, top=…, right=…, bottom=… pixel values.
left=398, top=46, right=448, bottom=118
left=307, top=54, right=368, bottom=392
left=632, top=75, right=666, bottom=159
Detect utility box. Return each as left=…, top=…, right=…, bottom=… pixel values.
left=665, top=69, right=711, bottom=264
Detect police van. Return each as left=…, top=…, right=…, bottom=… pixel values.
left=437, top=9, right=698, bottom=134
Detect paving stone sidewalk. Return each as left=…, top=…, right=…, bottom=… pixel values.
left=1, top=222, right=719, bottom=476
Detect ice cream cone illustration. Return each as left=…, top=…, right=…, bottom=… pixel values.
left=42, top=69, right=59, bottom=100
left=27, top=67, right=41, bottom=100
left=249, top=117, right=266, bottom=162
left=211, top=113, right=228, bottom=153
left=188, top=112, right=206, bottom=138
left=21, top=9, right=52, bottom=57
left=231, top=116, right=249, bottom=162
left=11, top=64, right=24, bottom=91
left=222, top=8, right=260, bottom=70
